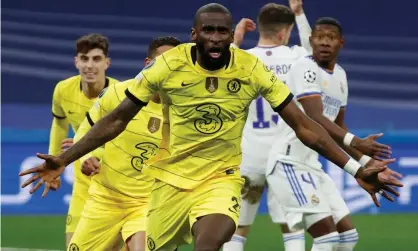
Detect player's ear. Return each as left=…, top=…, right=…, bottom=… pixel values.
left=74, top=56, right=79, bottom=69
left=190, top=28, right=197, bottom=42
left=105, top=57, right=110, bottom=70
left=340, top=36, right=345, bottom=49
left=309, top=36, right=313, bottom=47
left=144, top=57, right=152, bottom=67
left=230, top=29, right=235, bottom=43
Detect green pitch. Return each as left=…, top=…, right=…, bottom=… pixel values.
left=2, top=214, right=418, bottom=251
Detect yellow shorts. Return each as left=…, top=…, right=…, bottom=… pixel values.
left=66, top=176, right=90, bottom=233
left=146, top=172, right=244, bottom=251
left=68, top=187, right=149, bottom=251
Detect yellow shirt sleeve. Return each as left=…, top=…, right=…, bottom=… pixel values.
left=125, top=56, right=169, bottom=104
left=252, top=59, right=293, bottom=110
left=51, top=84, right=66, bottom=119
left=49, top=84, right=69, bottom=156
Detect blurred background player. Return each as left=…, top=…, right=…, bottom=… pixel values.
left=67, top=36, right=181, bottom=251
left=266, top=17, right=400, bottom=251
left=47, top=33, right=119, bottom=247
left=223, top=1, right=312, bottom=250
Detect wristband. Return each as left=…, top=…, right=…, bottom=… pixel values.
left=343, top=132, right=355, bottom=146
left=343, top=158, right=362, bottom=177
left=359, top=155, right=372, bottom=166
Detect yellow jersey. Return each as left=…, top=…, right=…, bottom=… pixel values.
left=126, top=43, right=293, bottom=189
left=50, top=75, right=118, bottom=155
left=77, top=79, right=163, bottom=201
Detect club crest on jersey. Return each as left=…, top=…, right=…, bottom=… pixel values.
left=206, top=77, right=218, bottom=93
left=311, top=194, right=320, bottom=206
left=147, top=236, right=156, bottom=251
left=68, top=243, right=80, bottom=251
left=227, top=79, right=241, bottom=93
left=304, top=70, right=316, bottom=83
left=148, top=117, right=161, bottom=133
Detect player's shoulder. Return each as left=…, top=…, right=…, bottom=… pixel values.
left=293, top=55, right=319, bottom=69
left=334, top=63, right=347, bottom=75
left=54, top=75, right=81, bottom=91
left=231, top=46, right=260, bottom=70
left=154, top=43, right=191, bottom=71
left=106, top=76, right=120, bottom=85
left=105, top=78, right=137, bottom=100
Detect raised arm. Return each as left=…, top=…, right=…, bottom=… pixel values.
left=289, top=0, right=312, bottom=52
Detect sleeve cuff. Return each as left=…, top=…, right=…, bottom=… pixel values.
left=273, top=93, right=294, bottom=113
left=52, top=112, right=66, bottom=119
left=124, top=89, right=149, bottom=107
left=296, top=92, right=321, bottom=100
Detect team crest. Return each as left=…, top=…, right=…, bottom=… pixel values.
left=66, top=214, right=72, bottom=225
left=311, top=194, right=320, bottom=206
left=147, top=117, right=161, bottom=133
left=147, top=236, right=156, bottom=251
left=68, top=243, right=79, bottom=251
left=322, top=81, right=329, bottom=88
left=206, top=77, right=218, bottom=93
left=227, top=79, right=241, bottom=93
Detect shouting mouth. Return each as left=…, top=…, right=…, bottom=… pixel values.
left=208, top=48, right=222, bottom=59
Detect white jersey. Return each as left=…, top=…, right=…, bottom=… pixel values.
left=242, top=45, right=308, bottom=159
left=269, top=56, right=348, bottom=171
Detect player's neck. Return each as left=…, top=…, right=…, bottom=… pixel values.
left=316, top=58, right=337, bottom=72
left=257, top=37, right=285, bottom=47
left=81, top=77, right=106, bottom=99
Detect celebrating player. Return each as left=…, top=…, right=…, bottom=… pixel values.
left=66, top=36, right=181, bottom=251
left=265, top=17, right=401, bottom=251
left=47, top=33, right=118, bottom=247
left=224, top=2, right=313, bottom=250
left=21, top=4, right=402, bottom=251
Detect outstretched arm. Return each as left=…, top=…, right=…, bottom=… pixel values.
left=289, top=0, right=312, bottom=52
left=59, top=97, right=143, bottom=166
left=276, top=100, right=350, bottom=169
left=299, top=97, right=391, bottom=160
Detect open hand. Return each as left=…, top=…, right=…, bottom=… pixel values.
left=19, top=153, right=66, bottom=197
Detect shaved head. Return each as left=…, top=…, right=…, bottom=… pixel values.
left=193, top=3, right=232, bottom=27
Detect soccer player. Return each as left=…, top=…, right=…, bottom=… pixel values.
left=67, top=36, right=181, bottom=251
left=224, top=2, right=313, bottom=250
left=265, top=17, right=400, bottom=251
left=21, top=4, right=402, bottom=251
left=47, top=33, right=119, bottom=247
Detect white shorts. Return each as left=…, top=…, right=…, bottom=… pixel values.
left=266, top=160, right=350, bottom=230
left=238, top=153, right=285, bottom=226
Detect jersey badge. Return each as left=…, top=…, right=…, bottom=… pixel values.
left=148, top=117, right=161, bottom=133
left=304, top=70, right=316, bottom=83
left=227, top=79, right=241, bottom=93
left=206, top=77, right=218, bottom=93
left=311, top=194, right=320, bottom=206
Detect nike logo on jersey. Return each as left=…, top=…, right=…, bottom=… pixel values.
left=181, top=82, right=194, bottom=86
left=68, top=111, right=75, bottom=114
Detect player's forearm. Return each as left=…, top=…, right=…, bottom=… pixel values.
left=59, top=98, right=141, bottom=166
left=295, top=13, right=312, bottom=52
left=295, top=116, right=350, bottom=169
left=310, top=114, right=357, bottom=150
left=59, top=112, right=127, bottom=166
left=48, top=118, right=69, bottom=156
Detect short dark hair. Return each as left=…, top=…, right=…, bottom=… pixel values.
left=147, top=36, right=181, bottom=58
left=193, top=3, right=231, bottom=27
left=315, top=17, right=343, bottom=35
left=76, top=33, right=109, bottom=56
left=258, top=3, right=295, bottom=36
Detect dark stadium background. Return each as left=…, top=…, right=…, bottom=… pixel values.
left=2, top=0, right=418, bottom=250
